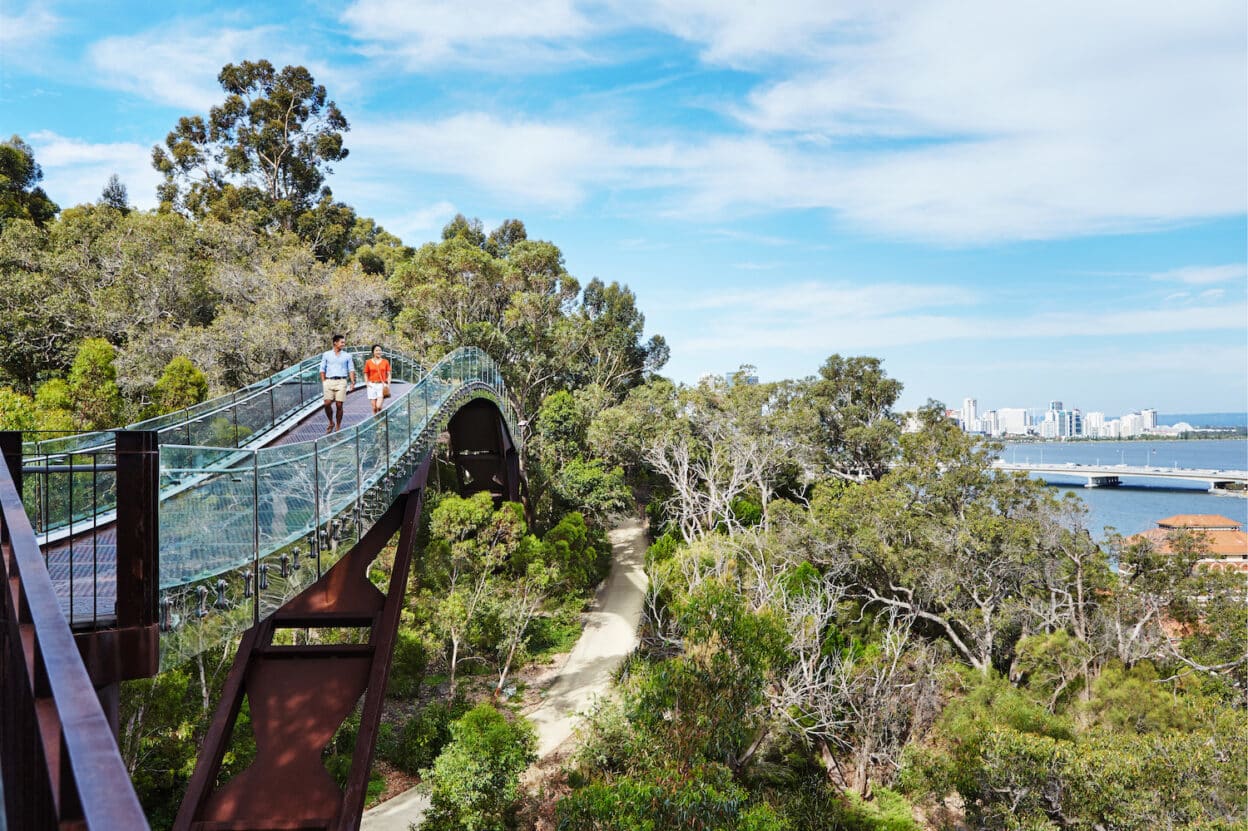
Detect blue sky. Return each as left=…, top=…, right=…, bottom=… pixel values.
left=2, top=0, right=1245, bottom=416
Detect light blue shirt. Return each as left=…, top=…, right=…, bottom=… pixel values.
left=320, top=349, right=355, bottom=378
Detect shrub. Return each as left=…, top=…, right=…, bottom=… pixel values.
left=386, top=628, right=427, bottom=699
left=556, top=763, right=785, bottom=831
left=423, top=704, right=536, bottom=831
left=387, top=700, right=458, bottom=774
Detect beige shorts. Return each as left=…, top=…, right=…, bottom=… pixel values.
left=323, top=378, right=349, bottom=403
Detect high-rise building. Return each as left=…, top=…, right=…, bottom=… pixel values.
left=998, top=408, right=1030, bottom=435
left=1085, top=411, right=1105, bottom=438
left=1141, top=408, right=1158, bottom=431
left=1048, top=400, right=1063, bottom=413
left=1121, top=412, right=1143, bottom=438
left=961, top=398, right=979, bottom=432
left=982, top=410, right=1000, bottom=436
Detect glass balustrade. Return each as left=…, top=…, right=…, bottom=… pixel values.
left=153, top=347, right=516, bottom=668
left=19, top=348, right=425, bottom=542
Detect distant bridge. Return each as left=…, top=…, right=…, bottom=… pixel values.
left=993, top=461, right=1248, bottom=491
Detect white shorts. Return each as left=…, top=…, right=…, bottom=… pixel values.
left=366, top=382, right=386, bottom=401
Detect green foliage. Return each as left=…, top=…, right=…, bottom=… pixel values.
left=423, top=704, right=537, bottom=831
left=386, top=628, right=428, bottom=699
left=535, top=389, right=588, bottom=466
left=557, top=763, right=785, bottom=831
left=587, top=377, right=679, bottom=480
left=100, top=174, right=130, bottom=211
left=119, top=657, right=258, bottom=830
left=323, top=709, right=387, bottom=806
left=524, top=598, right=583, bottom=657
left=1011, top=630, right=1091, bottom=710
left=903, top=668, right=1247, bottom=829
left=0, top=386, right=36, bottom=430
left=572, top=278, right=668, bottom=391
left=838, top=788, right=921, bottom=831
left=1079, top=660, right=1198, bottom=734
left=540, top=512, right=609, bottom=593
left=0, top=135, right=58, bottom=227
left=67, top=337, right=123, bottom=429
left=729, top=496, right=763, bottom=529
left=805, top=353, right=903, bottom=481
left=152, top=355, right=209, bottom=414
left=645, top=529, right=683, bottom=570
left=152, top=60, right=350, bottom=252
left=386, top=699, right=464, bottom=774
left=625, top=579, right=789, bottom=770
left=549, top=458, right=632, bottom=527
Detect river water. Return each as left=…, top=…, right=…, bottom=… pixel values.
left=999, top=439, right=1248, bottom=539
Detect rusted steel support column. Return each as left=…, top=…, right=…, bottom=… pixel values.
left=75, top=431, right=161, bottom=736
left=114, top=430, right=159, bottom=632
left=0, top=432, right=19, bottom=533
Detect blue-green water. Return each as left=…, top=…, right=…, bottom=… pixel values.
left=1000, top=440, right=1247, bottom=539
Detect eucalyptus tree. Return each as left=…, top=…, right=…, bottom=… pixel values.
left=0, top=135, right=58, bottom=227
left=391, top=217, right=666, bottom=451
left=152, top=60, right=349, bottom=254
left=802, top=354, right=903, bottom=482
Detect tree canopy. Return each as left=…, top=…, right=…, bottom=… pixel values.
left=151, top=60, right=351, bottom=258
left=0, top=135, right=59, bottom=227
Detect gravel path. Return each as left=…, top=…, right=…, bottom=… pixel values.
left=360, top=517, right=648, bottom=830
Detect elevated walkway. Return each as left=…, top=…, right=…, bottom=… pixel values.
left=2, top=346, right=522, bottom=830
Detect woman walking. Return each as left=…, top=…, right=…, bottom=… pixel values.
left=364, top=344, right=391, bottom=415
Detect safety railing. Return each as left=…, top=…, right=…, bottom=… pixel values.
left=154, top=347, right=514, bottom=669
left=0, top=435, right=150, bottom=830
left=20, top=349, right=423, bottom=544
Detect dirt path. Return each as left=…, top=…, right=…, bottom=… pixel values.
left=361, top=517, right=648, bottom=830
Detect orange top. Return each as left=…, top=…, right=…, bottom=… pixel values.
left=364, top=358, right=390, bottom=384
left=1155, top=514, right=1241, bottom=530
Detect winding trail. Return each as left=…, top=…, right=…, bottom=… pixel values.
left=361, top=517, right=648, bottom=830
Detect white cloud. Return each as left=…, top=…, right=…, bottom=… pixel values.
left=341, top=0, right=593, bottom=68
left=0, top=3, right=60, bottom=54
left=28, top=131, right=162, bottom=210
left=85, top=24, right=357, bottom=112
left=87, top=25, right=281, bottom=110
left=1152, top=264, right=1247, bottom=285
left=671, top=276, right=1247, bottom=357
left=611, top=0, right=881, bottom=67
left=350, top=113, right=679, bottom=209
left=725, top=2, right=1247, bottom=241
left=689, top=281, right=974, bottom=315
left=97, top=1, right=1238, bottom=246
left=384, top=201, right=459, bottom=242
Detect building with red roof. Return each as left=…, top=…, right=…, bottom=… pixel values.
left=1128, top=514, right=1248, bottom=573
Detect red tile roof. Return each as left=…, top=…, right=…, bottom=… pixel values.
left=1155, top=514, right=1241, bottom=530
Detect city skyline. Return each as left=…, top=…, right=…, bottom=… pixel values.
left=953, top=395, right=1246, bottom=439
left=2, top=1, right=1245, bottom=413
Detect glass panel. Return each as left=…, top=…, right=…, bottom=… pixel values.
left=158, top=446, right=256, bottom=589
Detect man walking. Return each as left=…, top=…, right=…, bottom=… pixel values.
left=319, top=334, right=355, bottom=432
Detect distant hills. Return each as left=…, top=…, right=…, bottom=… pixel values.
left=1159, top=413, right=1248, bottom=429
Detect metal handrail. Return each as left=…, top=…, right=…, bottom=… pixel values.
left=0, top=437, right=149, bottom=829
